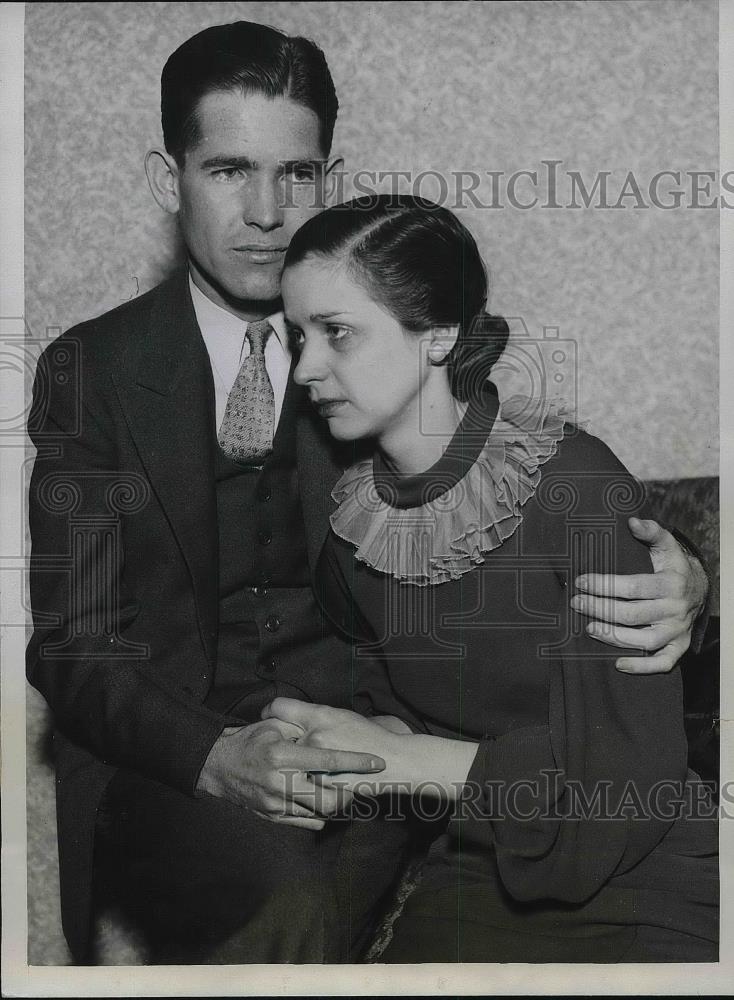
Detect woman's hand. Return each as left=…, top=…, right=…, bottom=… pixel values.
left=261, top=699, right=408, bottom=791
left=261, top=698, right=478, bottom=801
left=371, top=715, right=414, bottom=735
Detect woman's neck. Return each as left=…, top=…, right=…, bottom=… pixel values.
left=377, top=390, right=468, bottom=475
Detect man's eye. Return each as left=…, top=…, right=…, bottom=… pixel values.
left=212, top=168, right=244, bottom=182
left=288, top=165, right=317, bottom=183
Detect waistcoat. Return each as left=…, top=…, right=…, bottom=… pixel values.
left=206, top=373, right=355, bottom=717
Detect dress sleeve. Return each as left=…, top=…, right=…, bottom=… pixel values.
left=315, top=532, right=429, bottom=730
left=452, top=432, right=689, bottom=904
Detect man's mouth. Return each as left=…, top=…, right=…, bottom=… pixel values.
left=232, top=245, right=288, bottom=264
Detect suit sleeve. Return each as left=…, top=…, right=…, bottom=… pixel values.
left=453, top=435, right=689, bottom=904
left=26, top=333, right=226, bottom=794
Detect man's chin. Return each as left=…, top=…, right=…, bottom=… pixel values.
left=189, top=258, right=283, bottom=313
left=225, top=276, right=283, bottom=305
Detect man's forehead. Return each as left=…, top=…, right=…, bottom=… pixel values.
left=189, top=89, right=324, bottom=159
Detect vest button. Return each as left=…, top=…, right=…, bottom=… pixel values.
left=264, top=615, right=281, bottom=633
left=258, top=530, right=272, bottom=546
left=261, top=659, right=276, bottom=677
left=258, top=486, right=272, bottom=502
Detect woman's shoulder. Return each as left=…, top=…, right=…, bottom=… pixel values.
left=496, top=394, right=633, bottom=481
left=551, top=423, right=637, bottom=480
left=528, top=421, right=647, bottom=527
left=491, top=397, right=642, bottom=521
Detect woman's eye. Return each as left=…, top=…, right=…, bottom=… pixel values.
left=326, top=325, right=352, bottom=343
left=288, top=328, right=305, bottom=351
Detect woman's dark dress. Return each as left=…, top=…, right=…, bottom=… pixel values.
left=316, top=388, right=718, bottom=963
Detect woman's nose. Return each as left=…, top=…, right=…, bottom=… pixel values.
left=293, top=339, right=327, bottom=385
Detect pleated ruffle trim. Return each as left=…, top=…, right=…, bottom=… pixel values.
left=329, top=395, right=567, bottom=586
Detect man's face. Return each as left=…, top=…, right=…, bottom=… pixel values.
left=174, top=90, right=328, bottom=312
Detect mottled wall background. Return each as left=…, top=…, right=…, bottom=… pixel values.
left=25, top=0, right=719, bottom=964
left=26, top=0, right=719, bottom=478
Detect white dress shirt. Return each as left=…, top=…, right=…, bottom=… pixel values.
left=189, top=274, right=292, bottom=433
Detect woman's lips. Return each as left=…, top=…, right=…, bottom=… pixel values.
left=313, top=399, right=348, bottom=417
left=233, top=246, right=288, bottom=264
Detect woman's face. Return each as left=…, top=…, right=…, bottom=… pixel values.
left=283, top=256, right=433, bottom=444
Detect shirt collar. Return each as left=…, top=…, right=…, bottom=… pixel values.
left=188, top=272, right=288, bottom=351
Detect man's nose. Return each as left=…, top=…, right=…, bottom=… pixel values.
left=293, top=339, right=327, bottom=385
left=244, top=174, right=284, bottom=231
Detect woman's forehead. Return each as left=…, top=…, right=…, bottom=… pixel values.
left=283, top=256, right=360, bottom=306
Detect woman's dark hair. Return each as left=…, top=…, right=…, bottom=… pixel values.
left=161, top=21, right=338, bottom=163
left=285, top=195, right=509, bottom=401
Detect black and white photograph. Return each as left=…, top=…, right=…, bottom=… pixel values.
left=1, top=0, right=731, bottom=994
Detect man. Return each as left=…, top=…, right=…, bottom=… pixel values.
left=27, top=21, right=708, bottom=966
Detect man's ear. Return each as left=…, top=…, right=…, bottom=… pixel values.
left=145, top=148, right=181, bottom=215
left=323, top=155, right=345, bottom=205
left=427, top=325, right=460, bottom=364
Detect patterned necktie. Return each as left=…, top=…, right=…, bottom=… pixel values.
left=218, top=318, right=275, bottom=463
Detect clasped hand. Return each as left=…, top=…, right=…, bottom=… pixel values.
left=195, top=713, right=389, bottom=830
left=261, top=700, right=475, bottom=804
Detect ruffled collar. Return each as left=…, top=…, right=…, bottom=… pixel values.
left=329, top=388, right=566, bottom=586
left=373, top=382, right=500, bottom=508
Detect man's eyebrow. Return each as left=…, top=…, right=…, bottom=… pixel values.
left=310, top=311, right=353, bottom=321
left=199, top=155, right=257, bottom=170
left=280, top=158, right=326, bottom=168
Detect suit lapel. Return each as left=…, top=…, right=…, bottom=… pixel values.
left=113, top=270, right=218, bottom=665
left=115, top=268, right=353, bottom=638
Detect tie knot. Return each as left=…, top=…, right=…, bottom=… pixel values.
left=246, top=319, right=273, bottom=355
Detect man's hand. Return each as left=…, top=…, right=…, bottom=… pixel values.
left=195, top=718, right=385, bottom=829
left=572, top=517, right=708, bottom=674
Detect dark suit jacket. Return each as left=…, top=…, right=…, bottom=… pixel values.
left=26, top=269, right=345, bottom=961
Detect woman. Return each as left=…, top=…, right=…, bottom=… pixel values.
left=265, top=196, right=718, bottom=962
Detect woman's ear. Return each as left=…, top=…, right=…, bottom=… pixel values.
left=145, top=148, right=181, bottom=215
left=427, top=325, right=460, bottom=364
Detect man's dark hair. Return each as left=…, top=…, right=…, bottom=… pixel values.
left=161, top=21, right=338, bottom=163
